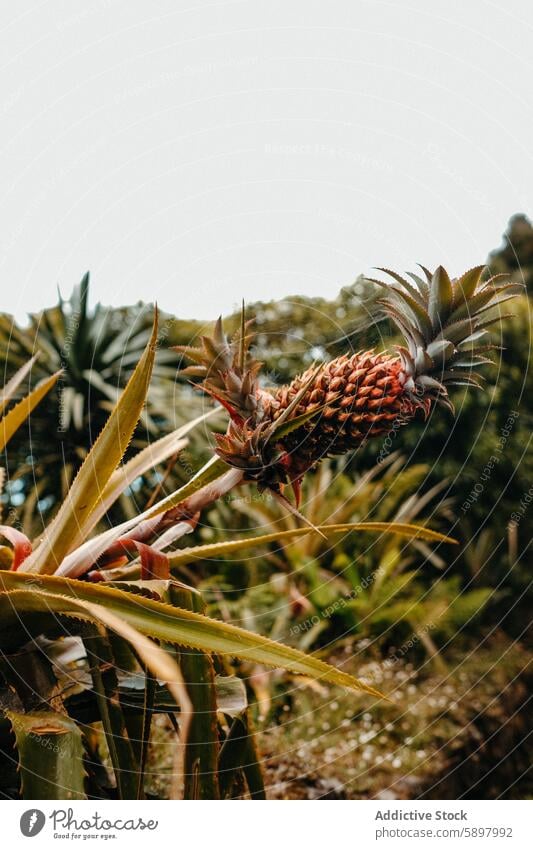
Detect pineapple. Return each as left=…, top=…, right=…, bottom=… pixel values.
left=175, top=265, right=521, bottom=502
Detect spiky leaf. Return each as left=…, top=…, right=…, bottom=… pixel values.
left=0, top=574, right=385, bottom=698
left=0, top=371, right=61, bottom=452
left=22, top=313, right=159, bottom=574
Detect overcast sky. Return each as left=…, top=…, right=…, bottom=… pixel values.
left=1, top=0, right=531, bottom=321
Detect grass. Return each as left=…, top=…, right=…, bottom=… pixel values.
left=136, top=634, right=531, bottom=800
left=258, top=635, right=532, bottom=799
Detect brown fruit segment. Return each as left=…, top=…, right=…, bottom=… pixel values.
left=272, top=351, right=420, bottom=478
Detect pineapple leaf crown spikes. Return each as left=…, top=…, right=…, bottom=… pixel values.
left=367, top=265, right=523, bottom=407
left=173, top=308, right=265, bottom=423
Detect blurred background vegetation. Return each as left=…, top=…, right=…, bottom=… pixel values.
left=1, top=215, right=531, bottom=798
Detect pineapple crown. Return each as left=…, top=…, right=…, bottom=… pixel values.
left=369, top=265, right=523, bottom=410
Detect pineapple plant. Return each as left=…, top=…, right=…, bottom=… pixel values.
left=1, top=305, right=449, bottom=800
left=0, top=262, right=519, bottom=799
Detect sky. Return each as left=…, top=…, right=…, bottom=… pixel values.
left=0, top=0, right=532, bottom=321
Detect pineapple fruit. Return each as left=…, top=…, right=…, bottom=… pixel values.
left=175, top=265, right=520, bottom=503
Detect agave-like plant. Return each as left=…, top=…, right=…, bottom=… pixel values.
left=0, top=263, right=517, bottom=799
left=0, top=311, right=439, bottom=801
left=0, top=276, right=204, bottom=532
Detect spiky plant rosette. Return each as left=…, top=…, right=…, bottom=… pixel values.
left=175, top=265, right=521, bottom=504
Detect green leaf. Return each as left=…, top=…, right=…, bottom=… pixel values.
left=1, top=582, right=193, bottom=789
left=375, top=268, right=426, bottom=307
left=239, top=301, right=246, bottom=372
left=379, top=302, right=426, bottom=351
left=54, top=454, right=235, bottom=579
left=428, top=266, right=453, bottom=329
left=168, top=521, right=457, bottom=566
left=0, top=355, right=39, bottom=415
left=5, top=710, right=86, bottom=800
left=84, top=407, right=220, bottom=536
left=171, top=344, right=207, bottom=366
left=170, top=583, right=220, bottom=800
left=0, top=575, right=386, bottom=698
left=22, top=313, right=159, bottom=574
left=435, top=318, right=474, bottom=344
left=81, top=624, right=139, bottom=799
left=452, top=265, right=485, bottom=306
left=406, top=271, right=430, bottom=299
left=142, top=455, right=231, bottom=521
left=0, top=371, right=61, bottom=452
left=449, top=287, right=500, bottom=323
left=369, top=278, right=433, bottom=341
left=217, top=715, right=251, bottom=799
left=426, top=339, right=455, bottom=365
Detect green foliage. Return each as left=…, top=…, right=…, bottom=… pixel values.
left=3, top=318, right=426, bottom=801
left=197, top=456, right=469, bottom=663
left=488, top=213, right=533, bottom=288
left=0, top=277, right=204, bottom=530
left=0, top=216, right=530, bottom=800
